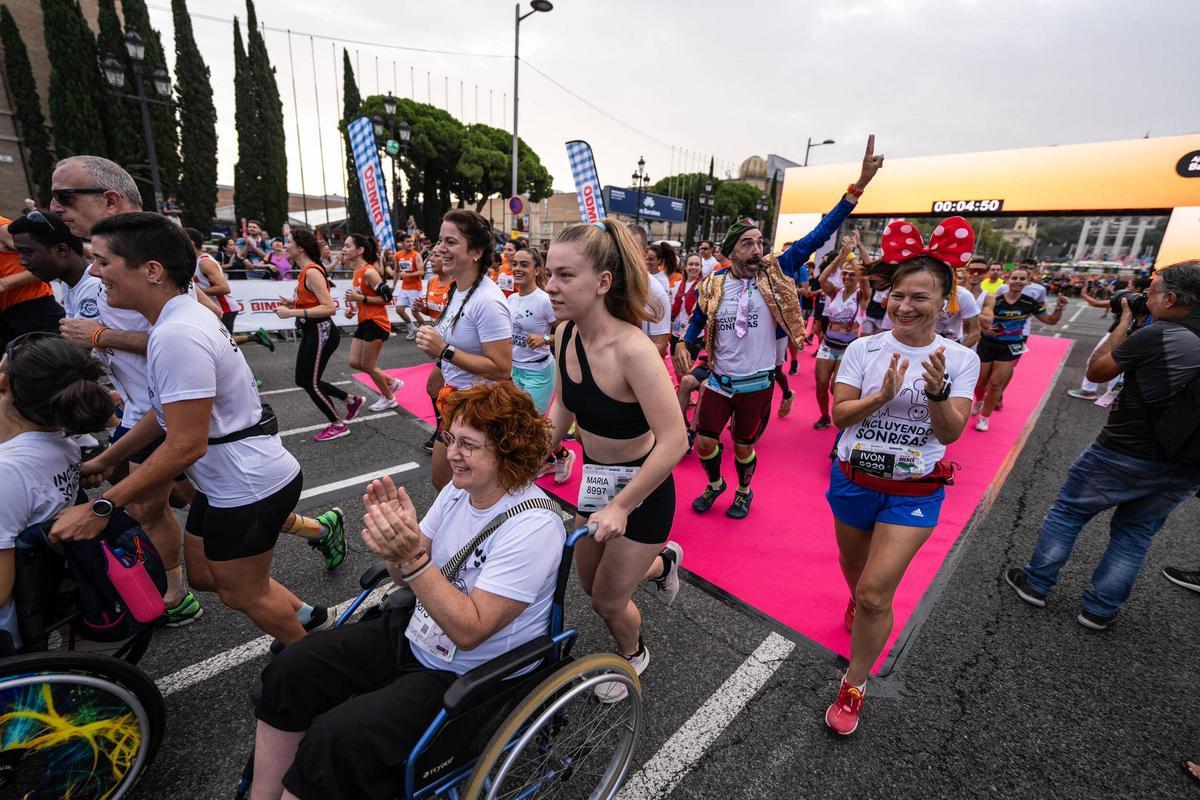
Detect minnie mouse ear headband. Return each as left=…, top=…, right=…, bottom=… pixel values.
left=881, top=216, right=975, bottom=313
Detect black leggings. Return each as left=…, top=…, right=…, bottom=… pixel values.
left=296, top=319, right=348, bottom=422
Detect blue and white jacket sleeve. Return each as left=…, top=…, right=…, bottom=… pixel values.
left=682, top=304, right=707, bottom=356
left=776, top=197, right=857, bottom=284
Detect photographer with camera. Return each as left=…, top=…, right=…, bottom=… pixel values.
left=1005, top=261, right=1200, bottom=630
left=1068, top=277, right=1152, bottom=401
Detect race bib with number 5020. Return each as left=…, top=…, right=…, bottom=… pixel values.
left=577, top=463, right=641, bottom=514
left=849, top=443, right=925, bottom=481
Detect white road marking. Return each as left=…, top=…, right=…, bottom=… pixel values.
left=298, top=462, right=420, bottom=501
left=279, top=411, right=395, bottom=437
left=156, top=583, right=392, bottom=697
left=1068, top=304, right=1086, bottom=323
left=616, top=632, right=795, bottom=800
left=259, top=380, right=351, bottom=397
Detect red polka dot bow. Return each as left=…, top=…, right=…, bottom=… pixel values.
left=880, top=216, right=976, bottom=269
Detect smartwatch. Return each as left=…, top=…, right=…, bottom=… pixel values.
left=440, top=345, right=456, bottom=363
left=924, top=379, right=953, bottom=403
left=91, top=496, right=118, bottom=518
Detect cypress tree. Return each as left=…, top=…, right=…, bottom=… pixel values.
left=119, top=0, right=180, bottom=203
left=40, top=0, right=109, bottom=159
left=171, top=0, right=216, bottom=230
left=245, top=0, right=287, bottom=233
left=0, top=5, right=54, bottom=203
left=94, top=0, right=147, bottom=196
left=231, top=18, right=262, bottom=228
left=341, top=49, right=368, bottom=235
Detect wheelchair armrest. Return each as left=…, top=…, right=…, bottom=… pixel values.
left=359, top=562, right=391, bottom=590
left=442, top=635, right=555, bottom=716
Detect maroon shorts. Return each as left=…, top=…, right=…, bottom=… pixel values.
left=696, top=384, right=774, bottom=445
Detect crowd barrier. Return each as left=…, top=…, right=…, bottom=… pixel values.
left=222, top=279, right=411, bottom=334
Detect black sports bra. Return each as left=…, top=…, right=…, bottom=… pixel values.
left=557, top=322, right=651, bottom=440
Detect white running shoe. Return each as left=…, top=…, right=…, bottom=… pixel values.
left=405, top=327, right=417, bottom=341
left=389, top=378, right=405, bottom=393
left=554, top=448, right=577, bottom=484
left=971, top=400, right=983, bottom=416
left=594, top=642, right=649, bottom=704
left=369, top=397, right=399, bottom=412
left=654, top=542, right=683, bottom=606
left=975, top=416, right=990, bottom=432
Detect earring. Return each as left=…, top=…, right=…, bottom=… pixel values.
left=148, top=278, right=163, bottom=286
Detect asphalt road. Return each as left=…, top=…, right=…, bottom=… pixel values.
left=126, top=298, right=1200, bottom=799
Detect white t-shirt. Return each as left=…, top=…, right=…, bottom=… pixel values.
left=708, top=276, right=777, bottom=384
left=147, top=294, right=300, bottom=506
left=508, top=288, right=556, bottom=366
left=650, top=271, right=670, bottom=293
left=671, top=279, right=701, bottom=338
left=641, top=275, right=671, bottom=338
left=436, top=277, right=512, bottom=390
left=60, top=272, right=102, bottom=320
left=701, top=256, right=718, bottom=277
left=411, top=483, right=565, bottom=674
left=0, top=431, right=80, bottom=650
left=96, top=287, right=153, bottom=429
left=835, top=332, right=980, bottom=478
left=935, top=286, right=982, bottom=342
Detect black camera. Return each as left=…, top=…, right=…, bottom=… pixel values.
left=1109, top=290, right=1148, bottom=318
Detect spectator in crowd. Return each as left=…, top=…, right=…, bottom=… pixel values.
left=266, top=238, right=293, bottom=281
left=162, top=195, right=183, bottom=226
left=21, top=198, right=36, bottom=217
left=1006, top=261, right=1200, bottom=630
left=238, top=219, right=270, bottom=276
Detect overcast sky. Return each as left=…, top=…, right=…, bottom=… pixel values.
left=144, top=0, right=1197, bottom=205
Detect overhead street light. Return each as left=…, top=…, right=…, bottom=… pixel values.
left=102, top=28, right=173, bottom=212
left=510, top=1, right=553, bottom=235
left=804, top=137, right=835, bottom=166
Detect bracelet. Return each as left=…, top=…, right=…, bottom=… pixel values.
left=399, top=547, right=427, bottom=568
left=402, top=557, right=434, bottom=582
left=91, top=325, right=110, bottom=349
left=846, top=183, right=864, bottom=198
left=303, top=309, right=308, bottom=320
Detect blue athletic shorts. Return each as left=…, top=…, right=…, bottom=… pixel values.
left=512, top=358, right=556, bottom=416
left=825, top=460, right=945, bottom=530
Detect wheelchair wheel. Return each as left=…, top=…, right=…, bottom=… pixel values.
left=462, top=653, right=642, bottom=800
left=0, top=651, right=166, bottom=800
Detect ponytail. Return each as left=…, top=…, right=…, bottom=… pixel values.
left=553, top=218, right=654, bottom=327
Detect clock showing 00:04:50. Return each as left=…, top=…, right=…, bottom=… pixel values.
left=930, top=199, right=1004, bottom=214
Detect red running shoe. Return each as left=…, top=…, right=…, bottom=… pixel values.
left=825, top=676, right=865, bottom=735
left=844, top=599, right=856, bottom=633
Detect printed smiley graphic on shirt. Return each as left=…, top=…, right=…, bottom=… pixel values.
left=512, top=306, right=537, bottom=348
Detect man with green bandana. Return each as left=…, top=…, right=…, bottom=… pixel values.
left=674, top=137, right=884, bottom=518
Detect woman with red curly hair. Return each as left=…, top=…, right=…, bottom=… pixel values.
left=251, top=382, right=566, bottom=800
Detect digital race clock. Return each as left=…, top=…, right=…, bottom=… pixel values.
left=931, top=199, right=1004, bottom=214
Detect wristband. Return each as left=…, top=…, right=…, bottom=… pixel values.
left=846, top=184, right=864, bottom=198
left=303, top=308, right=308, bottom=320
left=399, top=547, right=427, bottom=568
left=402, top=557, right=433, bottom=582
left=91, top=325, right=110, bottom=349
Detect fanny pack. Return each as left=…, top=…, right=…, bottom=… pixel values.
left=208, top=402, right=279, bottom=445
left=708, top=369, right=775, bottom=395
left=838, top=458, right=956, bottom=497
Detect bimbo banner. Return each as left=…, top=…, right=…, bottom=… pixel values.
left=348, top=116, right=396, bottom=251
left=566, top=140, right=606, bottom=223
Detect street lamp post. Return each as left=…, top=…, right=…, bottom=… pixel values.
left=101, top=30, right=172, bottom=212
left=511, top=1, right=553, bottom=234
left=755, top=192, right=768, bottom=229
left=698, top=179, right=714, bottom=242
left=375, top=97, right=412, bottom=237
left=804, top=137, right=835, bottom=167
left=631, top=156, right=650, bottom=227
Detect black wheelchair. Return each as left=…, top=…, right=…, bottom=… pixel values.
left=235, top=524, right=644, bottom=800
left=0, top=522, right=166, bottom=800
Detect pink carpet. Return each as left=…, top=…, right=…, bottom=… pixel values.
left=366, top=336, right=1073, bottom=673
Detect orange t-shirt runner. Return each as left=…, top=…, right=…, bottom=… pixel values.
left=494, top=257, right=515, bottom=296
left=0, top=215, right=54, bottom=311
left=397, top=249, right=422, bottom=291
left=294, top=264, right=329, bottom=311
left=424, top=276, right=453, bottom=322
left=353, top=264, right=391, bottom=333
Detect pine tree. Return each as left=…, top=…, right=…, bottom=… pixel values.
left=231, top=18, right=262, bottom=227
left=171, top=0, right=216, bottom=230
left=40, top=0, right=109, bottom=159
left=245, top=0, right=287, bottom=232
left=0, top=5, right=54, bottom=203
left=341, top=49, right=368, bottom=235
left=94, top=0, right=147, bottom=196
left=119, top=0, right=180, bottom=203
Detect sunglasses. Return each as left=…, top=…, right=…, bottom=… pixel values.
left=23, top=209, right=55, bottom=230
left=51, top=188, right=106, bottom=207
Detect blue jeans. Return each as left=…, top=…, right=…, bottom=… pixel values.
left=1024, top=443, right=1200, bottom=616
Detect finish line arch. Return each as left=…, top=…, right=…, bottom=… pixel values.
left=775, top=133, right=1200, bottom=266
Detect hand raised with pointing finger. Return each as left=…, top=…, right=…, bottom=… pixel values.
left=857, top=134, right=885, bottom=188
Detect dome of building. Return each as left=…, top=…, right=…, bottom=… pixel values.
left=739, top=155, right=767, bottom=180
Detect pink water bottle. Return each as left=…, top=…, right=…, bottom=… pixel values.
left=102, top=539, right=165, bottom=623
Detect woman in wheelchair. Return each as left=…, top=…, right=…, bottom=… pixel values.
left=0, top=332, right=114, bottom=652
left=251, top=382, right=568, bottom=800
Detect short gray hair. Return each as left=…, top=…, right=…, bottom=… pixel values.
left=1158, top=260, right=1200, bottom=309
left=56, top=155, right=143, bottom=209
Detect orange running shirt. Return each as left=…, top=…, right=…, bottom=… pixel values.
left=397, top=249, right=422, bottom=291
left=424, top=276, right=453, bottom=321
left=353, top=264, right=391, bottom=332
left=294, top=264, right=328, bottom=310
left=0, top=215, right=54, bottom=311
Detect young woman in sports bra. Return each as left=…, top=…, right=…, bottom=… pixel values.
left=415, top=210, right=512, bottom=489
left=546, top=217, right=688, bottom=704
left=813, top=236, right=869, bottom=430
left=342, top=234, right=402, bottom=413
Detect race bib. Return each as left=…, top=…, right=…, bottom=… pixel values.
left=1095, top=376, right=1124, bottom=408
left=577, top=463, right=640, bottom=514
left=849, top=443, right=926, bottom=481
left=400, top=260, right=413, bottom=273
left=1008, top=342, right=1028, bottom=356
left=406, top=601, right=457, bottom=663
left=497, top=273, right=515, bottom=291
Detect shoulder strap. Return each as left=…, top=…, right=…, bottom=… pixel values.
left=440, top=497, right=561, bottom=582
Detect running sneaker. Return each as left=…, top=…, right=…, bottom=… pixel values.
left=304, top=605, right=335, bottom=633
left=369, top=396, right=399, bottom=412
left=975, top=416, right=990, bottom=432
left=692, top=480, right=727, bottom=513
left=344, top=395, right=365, bottom=421
left=1004, top=567, right=1046, bottom=608
left=971, top=400, right=984, bottom=416
left=594, top=641, right=649, bottom=704
left=778, top=391, right=795, bottom=418
left=825, top=675, right=866, bottom=735
left=389, top=377, right=405, bottom=394
left=538, top=456, right=558, bottom=478
left=405, top=326, right=417, bottom=341
left=314, top=422, right=350, bottom=442
left=309, top=508, right=346, bottom=570
left=813, top=415, right=832, bottom=430
left=844, top=598, right=856, bottom=633
left=789, top=359, right=799, bottom=375
left=1163, top=566, right=1200, bottom=594
left=253, top=327, right=275, bottom=352
left=653, top=542, right=683, bottom=605
left=1076, top=608, right=1117, bottom=631
left=1067, top=389, right=1099, bottom=400
left=554, top=448, right=577, bottom=484
left=727, top=489, right=754, bottom=520
left=564, top=425, right=576, bottom=441
left=163, top=591, right=203, bottom=627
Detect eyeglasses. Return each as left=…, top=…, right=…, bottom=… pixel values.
left=51, top=188, right=106, bottom=207
left=24, top=209, right=55, bottom=231
left=434, top=429, right=488, bottom=455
